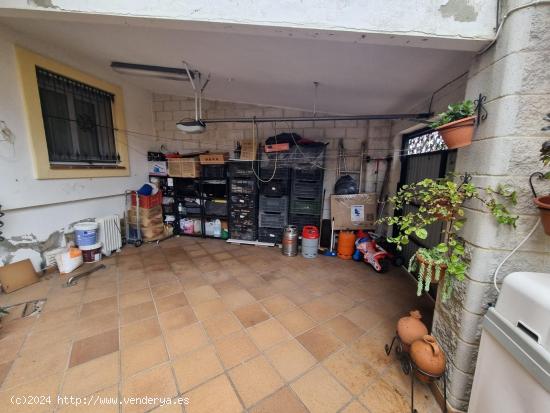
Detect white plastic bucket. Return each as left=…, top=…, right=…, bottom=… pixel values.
left=74, top=222, right=98, bottom=246
left=79, top=242, right=102, bottom=263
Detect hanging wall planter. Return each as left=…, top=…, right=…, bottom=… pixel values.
left=436, top=115, right=476, bottom=149
left=534, top=196, right=550, bottom=235
left=530, top=141, right=550, bottom=235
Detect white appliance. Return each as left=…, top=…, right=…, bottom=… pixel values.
left=96, top=215, right=122, bottom=256
left=469, top=272, right=550, bottom=413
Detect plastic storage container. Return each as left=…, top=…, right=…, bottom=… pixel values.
left=74, top=222, right=98, bottom=247
left=259, top=211, right=287, bottom=228
left=79, top=242, right=102, bottom=263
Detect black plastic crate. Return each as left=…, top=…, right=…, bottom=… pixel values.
left=289, top=213, right=321, bottom=234
left=174, top=179, right=199, bottom=197
left=228, top=162, right=256, bottom=178
left=259, top=211, right=287, bottom=228
left=230, top=193, right=257, bottom=208
left=204, top=200, right=228, bottom=216
left=230, top=179, right=257, bottom=194
left=292, top=166, right=323, bottom=182
left=260, top=179, right=288, bottom=197
left=259, top=195, right=288, bottom=214
left=230, top=207, right=257, bottom=226
left=290, top=197, right=322, bottom=215
left=259, top=165, right=290, bottom=180
left=229, top=222, right=257, bottom=241
left=258, top=227, right=283, bottom=243
left=202, top=164, right=226, bottom=179
left=291, top=180, right=323, bottom=199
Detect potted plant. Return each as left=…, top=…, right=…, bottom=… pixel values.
left=378, top=175, right=518, bottom=301
left=430, top=100, right=476, bottom=149
left=533, top=140, right=550, bottom=235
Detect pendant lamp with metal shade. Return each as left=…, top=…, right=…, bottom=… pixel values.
left=176, top=62, right=208, bottom=134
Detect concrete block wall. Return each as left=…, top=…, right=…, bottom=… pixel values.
left=431, top=3, right=550, bottom=411
left=152, top=94, right=394, bottom=218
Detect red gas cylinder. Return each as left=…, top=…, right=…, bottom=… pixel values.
left=302, top=225, right=320, bottom=239
left=337, top=231, right=356, bottom=260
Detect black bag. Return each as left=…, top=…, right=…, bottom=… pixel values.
left=334, top=175, right=358, bottom=195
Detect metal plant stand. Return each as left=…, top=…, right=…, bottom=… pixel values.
left=385, top=334, right=447, bottom=413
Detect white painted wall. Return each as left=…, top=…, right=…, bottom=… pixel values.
left=0, top=24, right=155, bottom=244
left=0, top=0, right=498, bottom=41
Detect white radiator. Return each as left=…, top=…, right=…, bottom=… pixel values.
left=96, top=215, right=122, bottom=256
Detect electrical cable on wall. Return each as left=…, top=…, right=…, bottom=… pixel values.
left=0, top=205, right=5, bottom=242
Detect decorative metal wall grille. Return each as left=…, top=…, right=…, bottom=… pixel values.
left=405, top=130, right=447, bottom=155
left=36, top=67, right=118, bottom=164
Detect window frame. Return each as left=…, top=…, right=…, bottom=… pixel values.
left=16, top=46, right=129, bottom=179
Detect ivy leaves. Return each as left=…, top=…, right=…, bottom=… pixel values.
left=429, top=100, right=475, bottom=129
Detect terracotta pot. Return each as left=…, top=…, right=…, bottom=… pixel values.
left=410, top=335, right=446, bottom=382
left=416, top=253, right=446, bottom=284
left=432, top=199, right=453, bottom=221
left=396, top=310, right=428, bottom=352
left=534, top=196, right=550, bottom=236
left=436, top=116, right=476, bottom=149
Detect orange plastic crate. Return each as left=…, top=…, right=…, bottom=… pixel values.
left=131, top=191, right=162, bottom=209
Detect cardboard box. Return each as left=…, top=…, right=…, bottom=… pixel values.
left=240, top=140, right=257, bottom=160
left=167, top=157, right=200, bottom=177
left=199, top=153, right=229, bottom=165
left=0, top=259, right=40, bottom=293
left=330, top=193, right=377, bottom=230
left=128, top=205, right=163, bottom=227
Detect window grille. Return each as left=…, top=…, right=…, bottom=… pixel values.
left=36, top=67, right=119, bottom=164
left=405, top=130, right=447, bottom=155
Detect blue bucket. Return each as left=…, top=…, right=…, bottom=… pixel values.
left=74, top=222, right=98, bottom=246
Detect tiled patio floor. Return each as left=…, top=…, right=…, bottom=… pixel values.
left=0, top=236, right=440, bottom=413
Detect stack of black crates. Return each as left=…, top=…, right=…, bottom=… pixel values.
left=289, top=164, right=324, bottom=234
left=257, top=165, right=291, bottom=243
left=227, top=162, right=259, bottom=241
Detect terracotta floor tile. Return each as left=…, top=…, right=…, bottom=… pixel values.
left=323, top=348, right=378, bottom=395
left=82, top=286, right=116, bottom=304
left=119, top=289, right=153, bottom=309
left=301, top=297, right=342, bottom=322
left=202, top=312, right=242, bottom=340
left=69, top=328, right=119, bottom=368
left=249, top=386, right=308, bottom=413
left=214, top=252, right=233, bottom=261
left=34, top=305, right=79, bottom=332
left=120, top=317, right=162, bottom=348
left=248, top=285, right=277, bottom=300
left=178, top=275, right=208, bottom=290
left=148, top=400, right=184, bottom=413
left=233, top=303, right=270, bottom=328
left=296, top=325, right=343, bottom=361
left=151, top=282, right=184, bottom=300
left=341, top=401, right=369, bottom=413
left=155, top=292, right=189, bottom=314
left=165, top=323, right=208, bottom=358
left=158, top=306, right=197, bottom=331
left=276, top=308, right=316, bottom=336
left=192, top=298, right=227, bottom=320
left=62, top=352, right=119, bottom=397
left=349, top=334, right=393, bottom=373
left=213, top=279, right=243, bottom=296
left=358, top=378, right=409, bottom=413
left=202, top=270, right=232, bottom=285
left=0, top=372, right=63, bottom=413
left=172, top=345, right=223, bottom=392
left=284, top=289, right=317, bottom=306
left=221, top=289, right=256, bottom=310
left=0, top=335, right=26, bottom=363
left=323, top=315, right=364, bottom=343
left=119, top=278, right=150, bottom=295
left=261, top=294, right=296, bottom=316
left=0, top=360, right=13, bottom=387
left=214, top=330, right=259, bottom=369
left=265, top=339, right=316, bottom=381
left=291, top=366, right=352, bottom=413
left=121, top=336, right=168, bottom=378
left=58, top=385, right=119, bottom=413
left=184, top=374, right=242, bottom=413
left=121, top=363, right=177, bottom=413
left=248, top=319, right=291, bottom=351
left=76, top=311, right=118, bottom=340
left=185, top=285, right=220, bottom=305
left=120, top=301, right=157, bottom=325
left=228, top=355, right=284, bottom=407
left=3, top=342, right=70, bottom=389
left=344, top=304, right=386, bottom=332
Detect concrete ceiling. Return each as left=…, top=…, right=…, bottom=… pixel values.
left=0, top=14, right=475, bottom=115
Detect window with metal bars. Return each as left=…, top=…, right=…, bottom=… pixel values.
left=36, top=67, right=119, bottom=165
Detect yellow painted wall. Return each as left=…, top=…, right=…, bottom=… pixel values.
left=15, top=46, right=130, bottom=179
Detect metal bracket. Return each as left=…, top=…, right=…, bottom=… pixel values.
left=474, top=93, right=488, bottom=125
left=542, top=113, right=550, bottom=131
left=529, top=172, right=545, bottom=198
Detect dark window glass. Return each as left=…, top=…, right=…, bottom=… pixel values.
left=36, top=67, right=118, bottom=164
